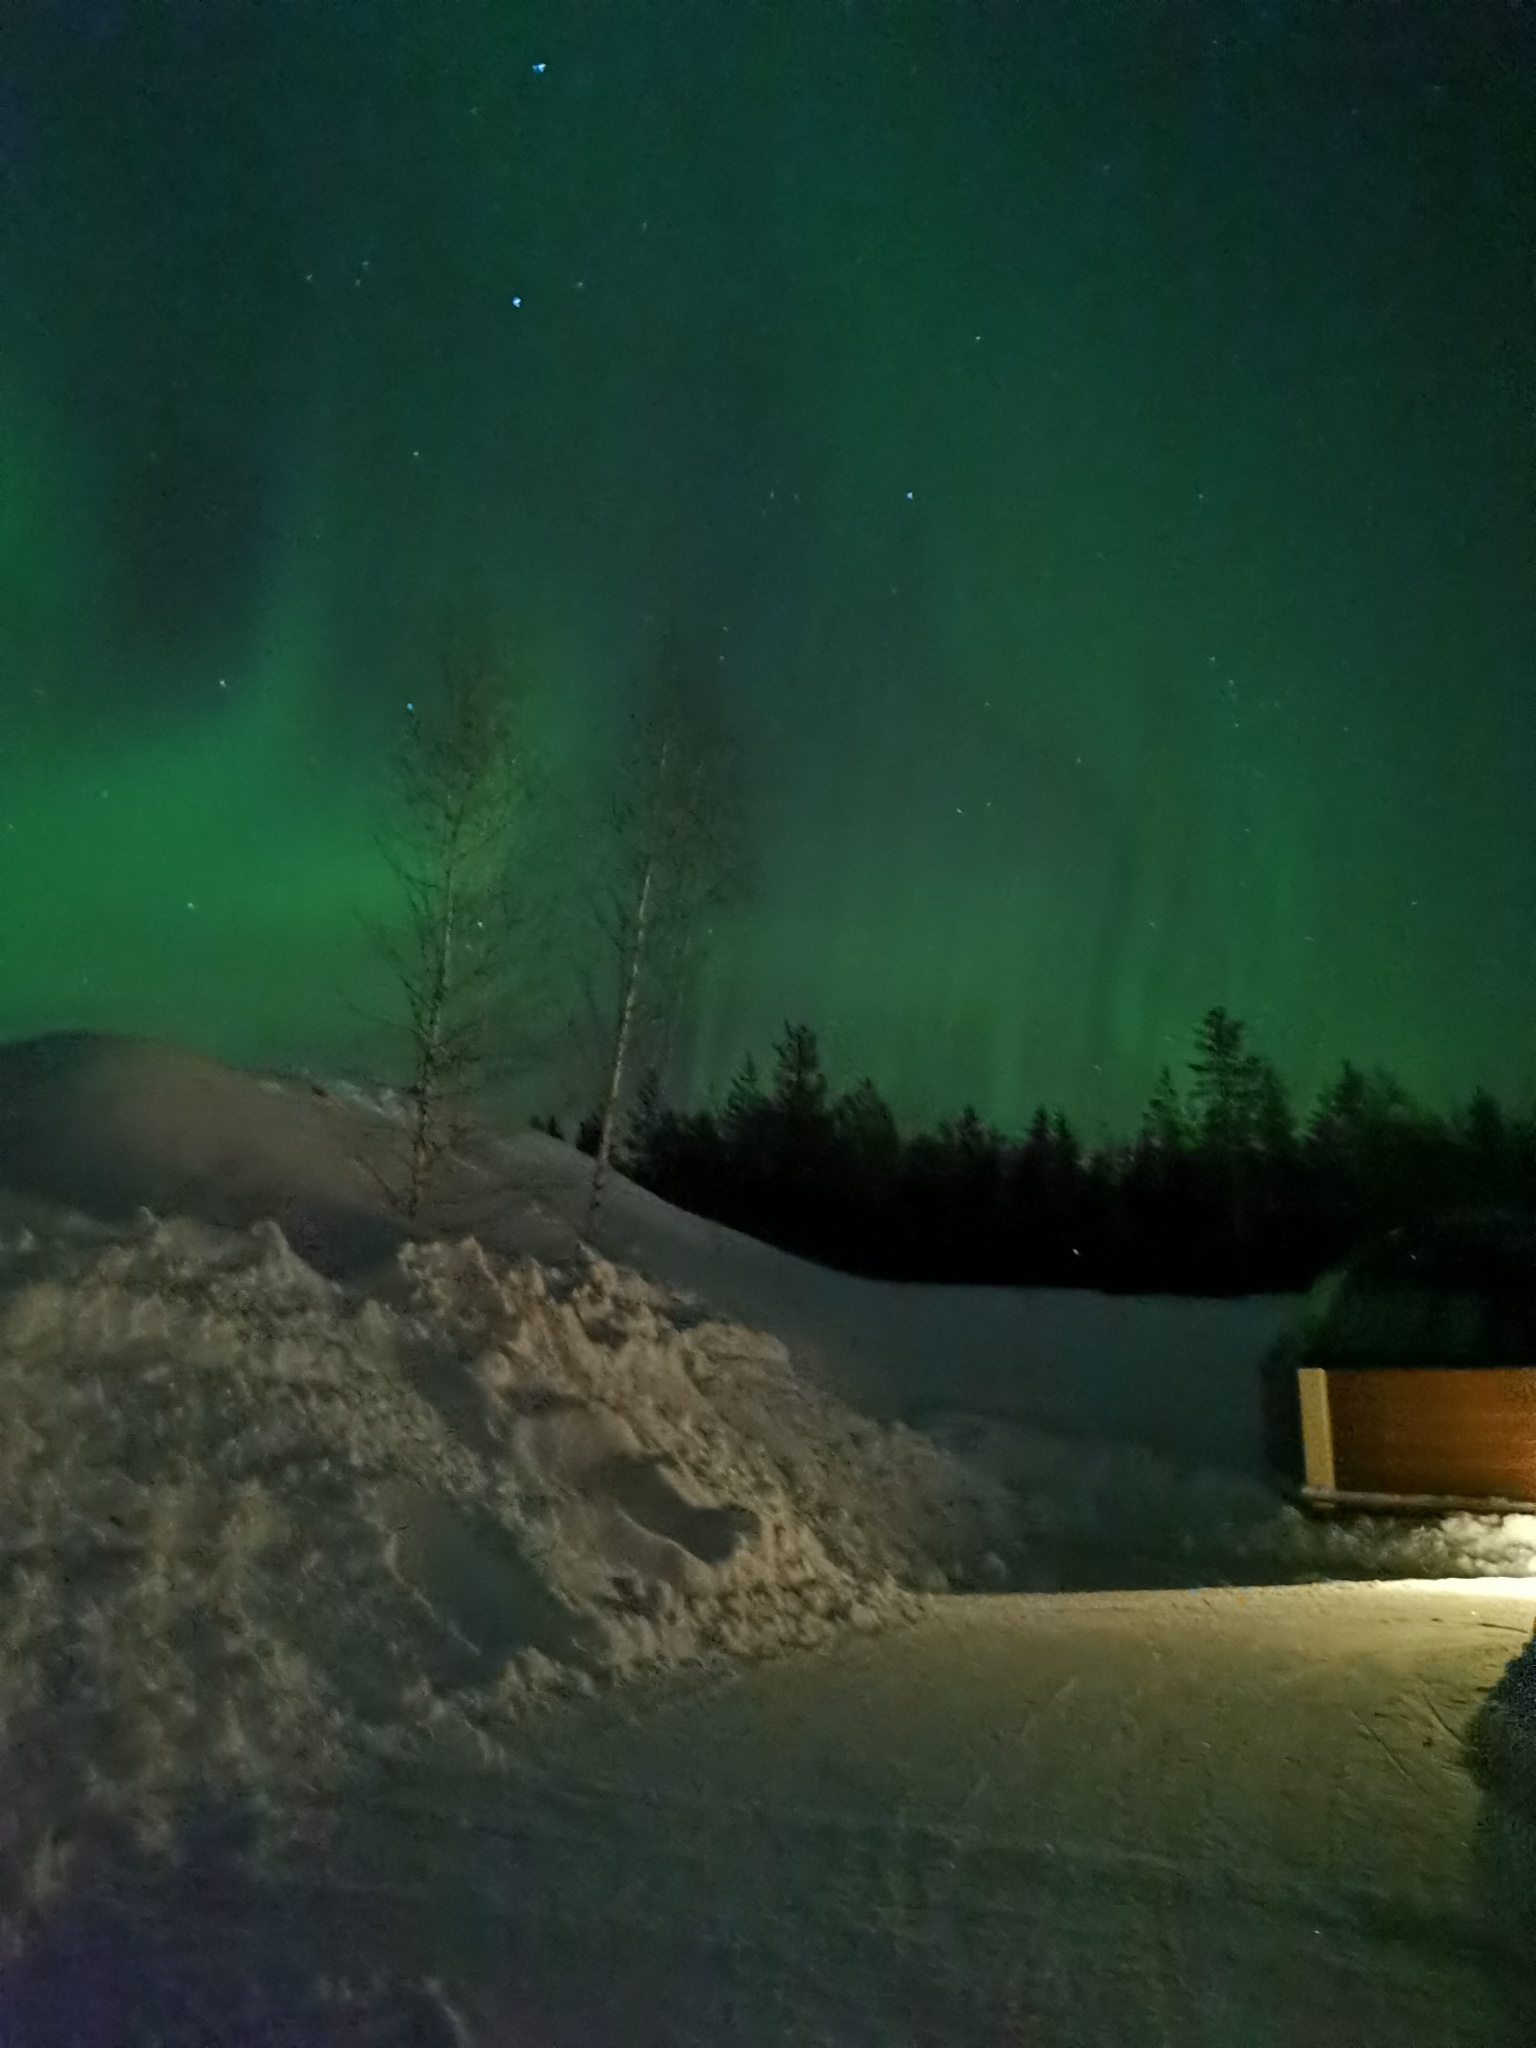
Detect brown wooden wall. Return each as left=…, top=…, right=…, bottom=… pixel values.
left=1319, top=1368, right=1536, bottom=1504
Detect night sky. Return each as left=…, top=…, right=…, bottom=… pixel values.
left=1, top=0, right=1532, bottom=1137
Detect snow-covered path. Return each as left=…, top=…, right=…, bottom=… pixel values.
left=376, top=1581, right=1533, bottom=2045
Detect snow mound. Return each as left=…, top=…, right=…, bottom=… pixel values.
left=1471, top=1633, right=1536, bottom=1822
left=0, top=1208, right=1015, bottom=1894
left=922, top=1410, right=1536, bottom=1588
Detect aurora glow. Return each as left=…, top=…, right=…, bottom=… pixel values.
left=1, top=1, right=1531, bottom=1135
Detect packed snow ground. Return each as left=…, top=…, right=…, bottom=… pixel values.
left=473, top=1581, right=1536, bottom=2048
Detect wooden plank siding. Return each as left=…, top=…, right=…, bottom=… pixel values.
left=1298, top=1368, right=1536, bottom=1510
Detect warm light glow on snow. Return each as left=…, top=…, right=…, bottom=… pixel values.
left=1386, top=1575, right=1536, bottom=1600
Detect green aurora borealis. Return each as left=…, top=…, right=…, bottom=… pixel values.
left=1, top=0, right=1532, bottom=1136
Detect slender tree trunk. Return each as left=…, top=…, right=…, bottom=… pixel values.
left=586, top=857, right=654, bottom=1236
left=405, top=871, right=457, bottom=1220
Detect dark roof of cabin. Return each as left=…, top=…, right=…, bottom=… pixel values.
left=1296, top=1209, right=1536, bottom=1369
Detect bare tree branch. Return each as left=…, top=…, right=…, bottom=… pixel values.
left=582, top=624, right=753, bottom=1234
left=362, top=613, right=553, bottom=1224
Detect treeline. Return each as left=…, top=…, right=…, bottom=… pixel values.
left=544, top=1008, right=1536, bottom=1295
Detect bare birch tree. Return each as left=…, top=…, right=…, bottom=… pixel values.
left=365, top=618, right=542, bottom=1224
left=583, top=627, right=749, bottom=1234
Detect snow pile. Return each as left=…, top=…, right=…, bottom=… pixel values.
left=0, top=1204, right=1015, bottom=1895
left=922, top=1410, right=1536, bottom=1588
left=1471, top=1631, right=1536, bottom=1823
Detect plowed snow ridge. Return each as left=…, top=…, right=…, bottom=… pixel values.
left=0, top=1207, right=1012, bottom=1875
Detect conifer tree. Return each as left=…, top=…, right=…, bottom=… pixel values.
left=624, top=1063, right=666, bottom=1169
left=833, top=1076, right=901, bottom=1160
left=772, top=1023, right=830, bottom=1126
left=1141, top=1064, right=1190, bottom=1151
left=1188, top=1006, right=1254, bottom=1150
left=1248, top=1055, right=1295, bottom=1152
left=721, top=1052, right=769, bottom=1148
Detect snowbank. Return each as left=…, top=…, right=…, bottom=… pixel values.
left=0, top=1035, right=1300, bottom=1473
left=1471, top=1634, right=1536, bottom=1833
left=0, top=1203, right=1016, bottom=1903
left=466, top=1124, right=1302, bottom=1474
left=920, top=1409, right=1536, bottom=1589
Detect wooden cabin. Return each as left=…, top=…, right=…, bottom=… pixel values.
left=1265, top=1210, right=1536, bottom=1513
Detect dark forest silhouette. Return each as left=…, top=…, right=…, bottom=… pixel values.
left=543, top=1007, right=1536, bottom=1295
